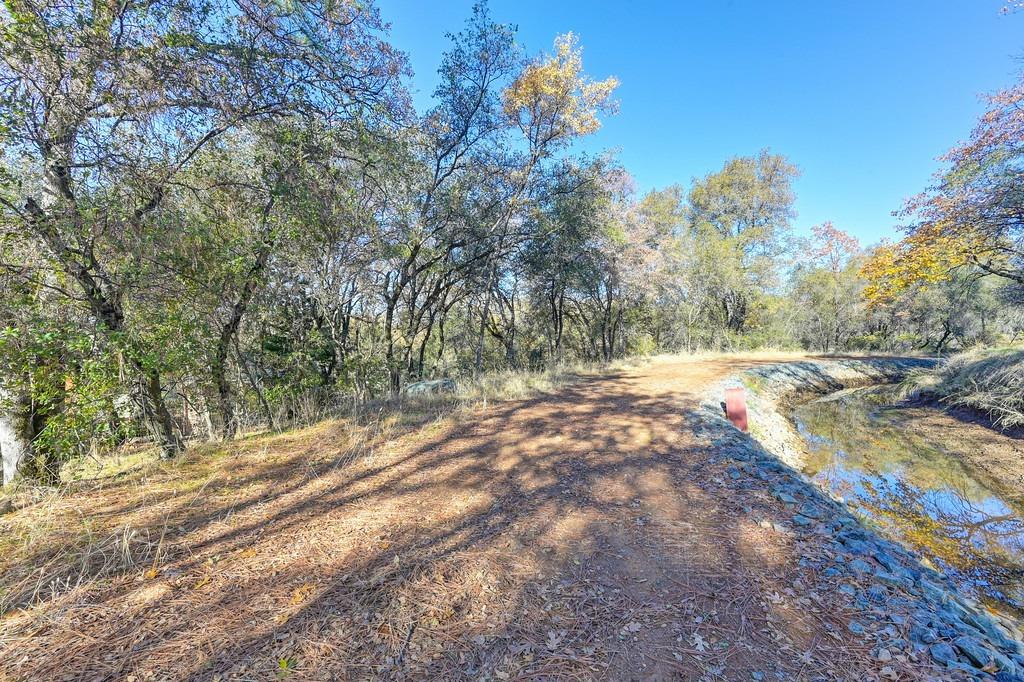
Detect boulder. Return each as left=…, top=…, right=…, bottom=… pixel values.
left=404, top=378, right=457, bottom=397
left=1, top=407, right=25, bottom=487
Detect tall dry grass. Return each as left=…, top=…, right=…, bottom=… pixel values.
left=900, top=347, right=1024, bottom=430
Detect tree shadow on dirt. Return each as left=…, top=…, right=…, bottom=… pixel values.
left=0, top=361, right=955, bottom=680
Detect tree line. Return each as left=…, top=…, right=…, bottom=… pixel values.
left=1, top=0, right=1022, bottom=482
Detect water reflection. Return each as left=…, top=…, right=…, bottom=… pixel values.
left=794, top=386, right=1024, bottom=613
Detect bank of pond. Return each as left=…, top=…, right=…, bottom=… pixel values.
left=793, top=385, right=1024, bottom=618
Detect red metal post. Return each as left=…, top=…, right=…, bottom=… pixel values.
left=725, top=387, right=748, bottom=432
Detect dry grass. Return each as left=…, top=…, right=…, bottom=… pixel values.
left=900, top=346, right=1024, bottom=429
left=427, top=359, right=647, bottom=406
left=1, top=421, right=339, bottom=613
left=0, top=361, right=632, bottom=618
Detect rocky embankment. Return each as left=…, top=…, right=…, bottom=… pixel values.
left=715, top=357, right=934, bottom=469
left=698, top=357, right=1024, bottom=680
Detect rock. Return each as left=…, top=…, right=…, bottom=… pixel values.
left=993, top=614, right=1024, bottom=643
left=866, top=584, right=887, bottom=603
left=404, top=378, right=456, bottom=396
left=0, top=496, right=12, bottom=515
left=841, top=538, right=871, bottom=555
left=848, top=621, right=867, bottom=635
left=920, top=579, right=947, bottom=603
left=876, top=624, right=898, bottom=639
left=873, top=550, right=900, bottom=573
left=945, top=661, right=983, bottom=676
left=875, top=569, right=913, bottom=589
left=964, top=610, right=1014, bottom=646
left=849, top=559, right=873, bottom=574
left=792, top=514, right=814, bottom=527
left=930, top=642, right=958, bottom=666
left=938, top=606, right=964, bottom=627
left=838, top=584, right=856, bottom=597
left=890, top=638, right=909, bottom=652
left=876, top=648, right=892, bottom=662
left=774, top=490, right=798, bottom=505
left=798, top=503, right=824, bottom=519
left=954, top=636, right=995, bottom=669
left=991, top=650, right=1017, bottom=675
left=757, top=519, right=790, bottom=534
left=911, top=625, right=938, bottom=644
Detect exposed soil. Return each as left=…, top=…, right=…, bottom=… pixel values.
left=0, top=354, right=949, bottom=680
left=891, top=405, right=1024, bottom=507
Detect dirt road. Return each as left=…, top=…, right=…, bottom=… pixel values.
left=0, top=355, right=934, bottom=680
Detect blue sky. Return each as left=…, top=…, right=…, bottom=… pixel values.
left=375, top=1, right=1023, bottom=245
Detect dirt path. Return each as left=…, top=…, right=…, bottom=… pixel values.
left=0, top=355, right=930, bottom=680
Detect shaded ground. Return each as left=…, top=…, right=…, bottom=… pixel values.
left=0, top=354, right=943, bottom=680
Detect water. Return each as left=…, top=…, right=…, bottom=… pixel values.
left=793, top=385, right=1024, bottom=614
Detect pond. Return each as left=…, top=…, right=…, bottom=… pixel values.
left=793, top=385, right=1024, bottom=616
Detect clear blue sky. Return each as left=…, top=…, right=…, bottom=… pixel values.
left=375, top=0, right=1023, bottom=245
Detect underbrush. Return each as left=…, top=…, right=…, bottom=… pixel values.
left=0, top=359, right=642, bottom=616
left=899, top=346, right=1024, bottom=430
left=423, top=358, right=643, bottom=407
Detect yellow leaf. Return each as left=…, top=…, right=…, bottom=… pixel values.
left=289, top=582, right=315, bottom=605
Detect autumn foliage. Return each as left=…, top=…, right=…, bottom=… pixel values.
left=863, top=74, right=1024, bottom=304
left=503, top=33, right=619, bottom=147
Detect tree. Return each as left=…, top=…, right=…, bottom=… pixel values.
left=868, top=72, right=1024, bottom=304
left=686, top=150, right=799, bottom=336
left=0, top=0, right=407, bottom=455
left=470, top=29, right=617, bottom=371
left=790, top=223, right=863, bottom=351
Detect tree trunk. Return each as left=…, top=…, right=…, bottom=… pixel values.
left=211, top=353, right=235, bottom=440
left=474, top=264, right=498, bottom=376
left=212, top=202, right=275, bottom=439
left=233, top=338, right=275, bottom=430
left=140, top=367, right=183, bottom=458
left=384, top=290, right=401, bottom=393
left=23, top=199, right=182, bottom=458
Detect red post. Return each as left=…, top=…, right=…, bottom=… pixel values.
left=725, top=387, right=748, bottom=432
